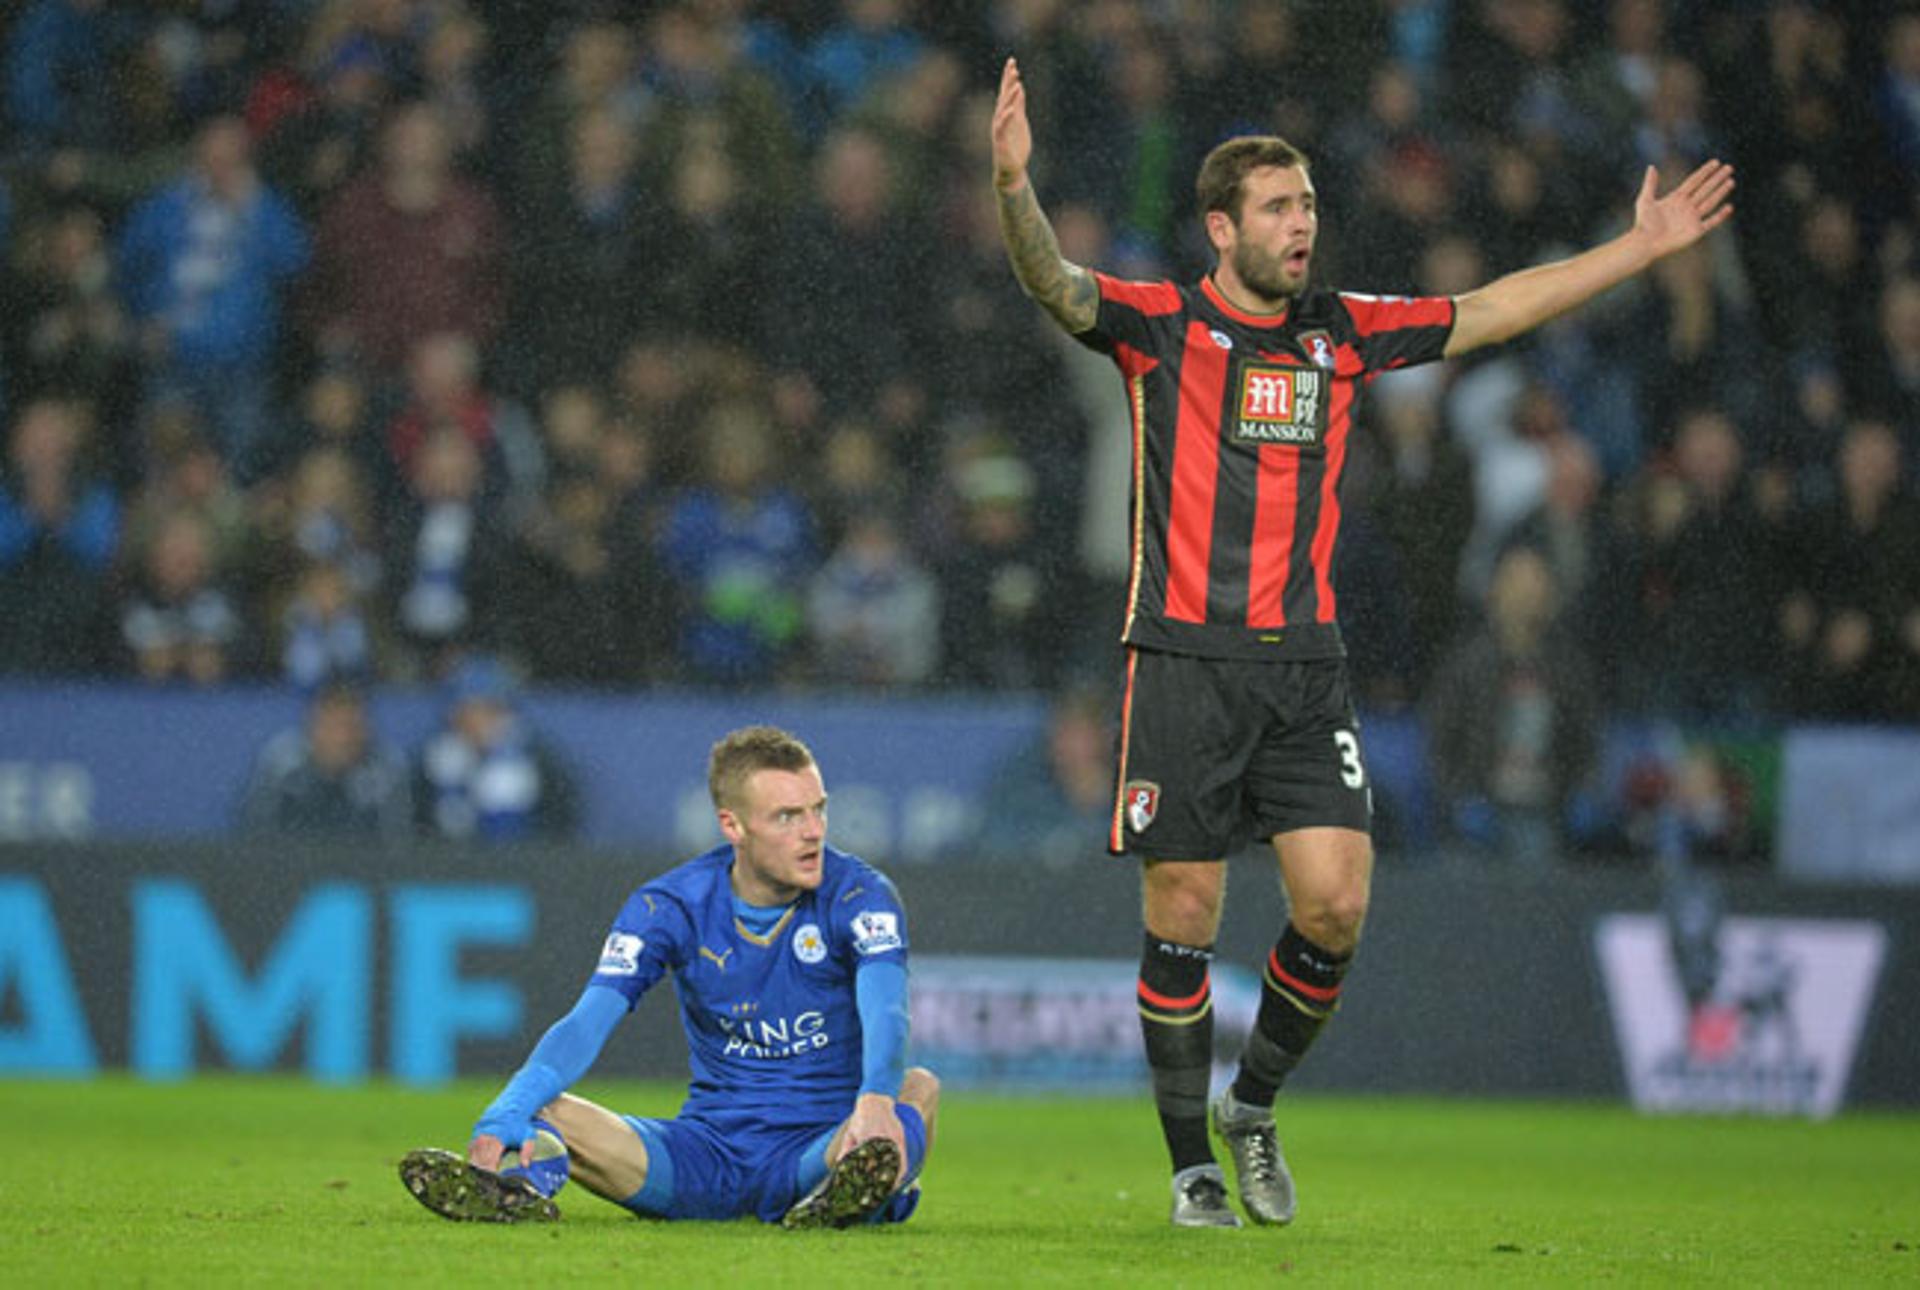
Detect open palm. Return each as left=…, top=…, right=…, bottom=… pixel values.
left=991, top=57, right=1032, bottom=188
left=1634, top=160, right=1735, bottom=259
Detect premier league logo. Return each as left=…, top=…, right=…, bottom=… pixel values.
left=1125, top=780, right=1160, bottom=833
left=1593, top=912, right=1887, bottom=1117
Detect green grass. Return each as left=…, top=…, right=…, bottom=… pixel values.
left=6, top=1076, right=1918, bottom=1286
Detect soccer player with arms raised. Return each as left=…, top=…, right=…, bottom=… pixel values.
left=989, top=57, right=1732, bottom=1227
left=400, top=726, right=936, bottom=1229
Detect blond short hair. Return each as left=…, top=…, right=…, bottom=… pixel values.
left=707, top=726, right=817, bottom=810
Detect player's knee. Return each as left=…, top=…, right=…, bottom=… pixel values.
left=901, top=1066, right=940, bottom=1116
left=1143, top=870, right=1224, bottom=943
left=1298, top=894, right=1368, bottom=952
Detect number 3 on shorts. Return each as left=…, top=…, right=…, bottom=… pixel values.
left=1333, top=730, right=1366, bottom=789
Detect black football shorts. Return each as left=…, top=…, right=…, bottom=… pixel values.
left=1110, top=647, right=1372, bottom=859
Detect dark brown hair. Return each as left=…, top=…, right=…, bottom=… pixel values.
left=1195, top=136, right=1310, bottom=223
left=708, top=725, right=816, bottom=810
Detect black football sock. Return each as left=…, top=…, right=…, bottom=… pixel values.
left=1231, top=923, right=1352, bottom=1109
left=1138, top=932, right=1216, bottom=1172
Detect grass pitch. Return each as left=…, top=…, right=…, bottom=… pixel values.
left=7, top=1076, right=1917, bottom=1286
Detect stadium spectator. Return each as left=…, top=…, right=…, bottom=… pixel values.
left=3, top=0, right=118, bottom=157
left=931, top=441, right=1066, bottom=691
left=3, top=203, right=139, bottom=444
left=770, top=126, right=925, bottom=416
left=641, top=2, right=802, bottom=213
left=278, top=557, right=378, bottom=692
left=1877, top=9, right=1920, bottom=181
left=807, top=0, right=927, bottom=127
left=925, top=184, right=1085, bottom=473
left=1609, top=406, right=1771, bottom=719
left=114, top=114, right=310, bottom=480
left=385, top=425, right=507, bottom=681
left=417, top=5, right=491, bottom=171
left=1501, top=430, right=1605, bottom=644
left=972, top=684, right=1117, bottom=867
left=238, top=680, right=410, bottom=841
left=246, top=442, right=384, bottom=638
left=305, top=101, right=505, bottom=375
left=1777, top=418, right=1920, bottom=721
left=656, top=400, right=815, bottom=687
left=1852, top=275, right=1920, bottom=451
left=645, top=121, right=767, bottom=347
left=382, top=331, right=540, bottom=516
left=806, top=507, right=940, bottom=688
left=1625, top=228, right=1770, bottom=446
left=505, top=105, right=650, bottom=390
left=411, top=655, right=579, bottom=844
left=1426, top=543, right=1601, bottom=867
left=508, top=18, right=646, bottom=219
left=848, top=47, right=966, bottom=228
left=1349, top=365, right=1476, bottom=694
left=0, top=396, right=118, bottom=675
left=117, top=504, right=242, bottom=685
left=257, top=361, right=387, bottom=505
left=400, top=725, right=937, bottom=1228
left=498, top=468, right=666, bottom=689
left=119, top=414, right=250, bottom=583
left=1452, top=374, right=1567, bottom=604
left=251, top=18, right=398, bottom=219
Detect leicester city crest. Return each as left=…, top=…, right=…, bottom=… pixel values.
left=792, top=923, right=827, bottom=964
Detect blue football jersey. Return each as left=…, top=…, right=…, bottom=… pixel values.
left=588, top=843, right=909, bottom=1132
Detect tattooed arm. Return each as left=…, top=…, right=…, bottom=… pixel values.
left=990, top=57, right=1098, bottom=335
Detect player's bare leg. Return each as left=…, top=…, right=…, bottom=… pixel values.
left=1215, top=826, right=1374, bottom=1225
left=540, top=1092, right=651, bottom=1203
left=1139, top=859, right=1240, bottom=1226
left=1273, top=825, right=1373, bottom=956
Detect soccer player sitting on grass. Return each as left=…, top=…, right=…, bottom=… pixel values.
left=399, top=725, right=937, bottom=1228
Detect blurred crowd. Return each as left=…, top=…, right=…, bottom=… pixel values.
left=1, top=1, right=1917, bottom=801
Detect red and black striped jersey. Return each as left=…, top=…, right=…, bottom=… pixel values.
left=1077, top=273, right=1454, bottom=661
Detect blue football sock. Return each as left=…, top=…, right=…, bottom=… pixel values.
left=499, top=1117, right=571, bottom=1198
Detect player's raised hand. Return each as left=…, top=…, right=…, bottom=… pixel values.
left=1633, top=159, right=1734, bottom=260
left=991, top=57, right=1033, bottom=192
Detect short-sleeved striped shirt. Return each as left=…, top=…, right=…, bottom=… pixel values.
left=1076, top=273, right=1454, bottom=661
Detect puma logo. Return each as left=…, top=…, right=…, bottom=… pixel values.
left=699, top=945, right=734, bottom=971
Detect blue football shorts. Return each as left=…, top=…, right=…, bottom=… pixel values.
left=617, top=1104, right=928, bottom=1223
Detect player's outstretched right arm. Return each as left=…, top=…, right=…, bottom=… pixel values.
left=468, top=983, right=627, bottom=1169
left=991, top=57, right=1097, bottom=335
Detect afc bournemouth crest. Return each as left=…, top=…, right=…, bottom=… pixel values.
left=1125, top=780, right=1161, bottom=833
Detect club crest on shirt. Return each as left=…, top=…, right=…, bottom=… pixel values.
left=792, top=922, right=827, bottom=964
left=1300, top=330, right=1336, bottom=369
left=597, top=932, right=644, bottom=976
left=1233, top=360, right=1328, bottom=451
left=851, top=910, right=902, bottom=955
left=1125, top=780, right=1161, bottom=833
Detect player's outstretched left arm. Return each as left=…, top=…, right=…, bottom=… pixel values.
left=1446, top=159, right=1734, bottom=357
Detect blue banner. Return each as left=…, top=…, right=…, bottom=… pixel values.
left=0, top=682, right=1045, bottom=859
